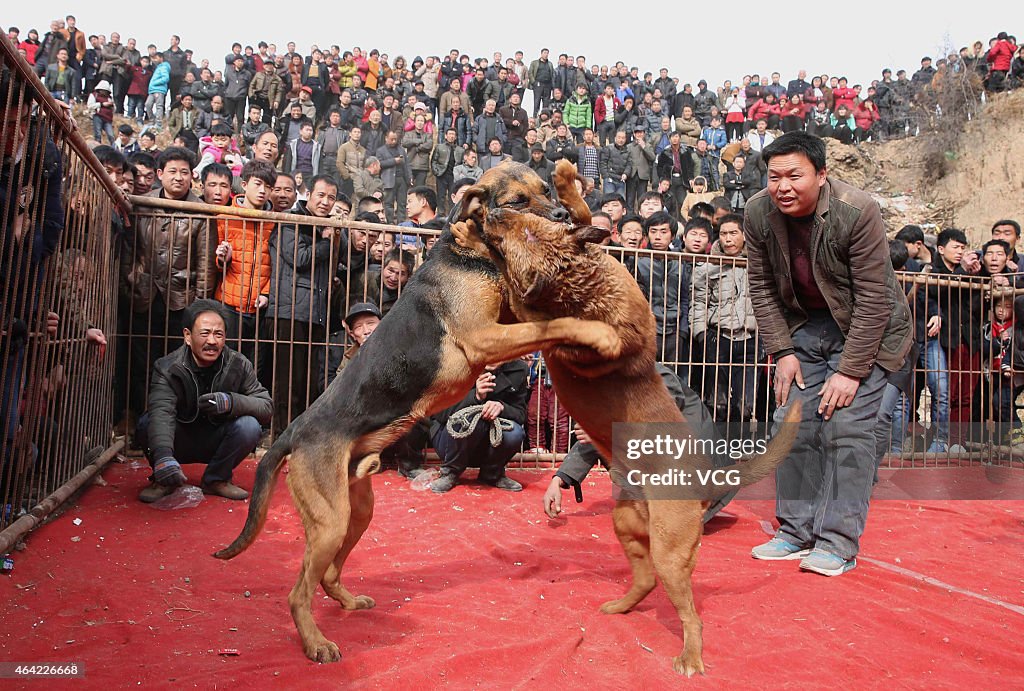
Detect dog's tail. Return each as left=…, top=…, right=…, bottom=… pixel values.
left=733, top=400, right=802, bottom=488
left=212, top=425, right=294, bottom=560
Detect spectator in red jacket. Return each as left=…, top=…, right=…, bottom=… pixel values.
left=19, top=29, right=42, bottom=65
left=987, top=31, right=1018, bottom=92
left=853, top=99, right=880, bottom=142
left=126, top=56, right=152, bottom=125
left=831, top=77, right=858, bottom=111
left=594, top=83, right=621, bottom=146
left=747, top=92, right=781, bottom=130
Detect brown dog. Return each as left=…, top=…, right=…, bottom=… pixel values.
left=453, top=160, right=800, bottom=675
left=214, top=161, right=622, bottom=664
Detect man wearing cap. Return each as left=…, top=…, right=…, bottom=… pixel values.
left=334, top=302, right=381, bottom=380
left=294, top=86, right=318, bottom=121
left=625, top=124, right=655, bottom=211
left=527, top=143, right=554, bottom=184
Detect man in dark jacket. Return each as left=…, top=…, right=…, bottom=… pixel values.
left=265, top=175, right=340, bottom=433
left=429, top=359, right=529, bottom=493
left=744, top=132, right=913, bottom=576
left=135, top=300, right=272, bottom=503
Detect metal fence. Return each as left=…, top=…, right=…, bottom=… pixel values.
left=1, top=38, right=129, bottom=534
left=114, top=195, right=1024, bottom=475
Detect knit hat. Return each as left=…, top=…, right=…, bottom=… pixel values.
left=95, top=80, right=112, bottom=92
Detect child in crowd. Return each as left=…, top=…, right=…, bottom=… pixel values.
left=977, top=294, right=1024, bottom=444
left=195, top=123, right=245, bottom=179
left=87, top=80, right=116, bottom=144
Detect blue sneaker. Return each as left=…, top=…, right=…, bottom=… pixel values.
left=751, top=537, right=811, bottom=561
left=925, top=441, right=948, bottom=454
left=799, top=548, right=857, bottom=576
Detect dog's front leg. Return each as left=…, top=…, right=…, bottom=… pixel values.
left=465, top=317, right=621, bottom=368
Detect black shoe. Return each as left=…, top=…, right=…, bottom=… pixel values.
left=487, top=476, right=522, bottom=492
left=400, top=467, right=425, bottom=480
left=430, top=472, right=458, bottom=493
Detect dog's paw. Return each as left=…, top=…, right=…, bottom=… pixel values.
left=673, top=653, right=705, bottom=677
left=344, top=594, right=375, bottom=610
left=305, top=638, right=342, bottom=664
left=451, top=219, right=489, bottom=255
left=588, top=324, right=622, bottom=360
left=599, top=597, right=633, bottom=615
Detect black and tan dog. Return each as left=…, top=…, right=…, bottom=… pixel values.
left=453, top=160, right=800, bottom=676
left=213, top=161, right=622, bottom=663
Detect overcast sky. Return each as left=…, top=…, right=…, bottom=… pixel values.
left=11, top=4, right=1022, bottom=91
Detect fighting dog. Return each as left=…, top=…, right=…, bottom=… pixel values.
left=214, top=161, right=622, bottom=663
left=453, top=160, right=800, bottom=675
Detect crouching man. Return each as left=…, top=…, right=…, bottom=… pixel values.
left=429, top=359, right=529, bottom=493
left=136, top=299, right=273, bottom=503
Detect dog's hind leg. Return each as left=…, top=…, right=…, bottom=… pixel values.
left=321, top=475, right=376, bottom=611
left=600, top=500, right=656, bottom=614
left=647, top=501, right=705, bottom=677
left=286, top=449, right=350, bottom=663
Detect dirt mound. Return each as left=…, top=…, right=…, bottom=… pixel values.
left=829, top=90, right=1024, bottom=244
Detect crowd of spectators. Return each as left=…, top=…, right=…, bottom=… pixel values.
left=5, top=18, right=1024, bottom=472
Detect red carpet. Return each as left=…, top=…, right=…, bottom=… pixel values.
left=2, top=459, right=1023, bottom=689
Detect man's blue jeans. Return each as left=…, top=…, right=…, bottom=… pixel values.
left=602, top=178, right=626, bottom=197
left=772, top=313, right=887, bottom=560
left=432, top=419, right=525, bottom=484
left=892, top=338, right=949, bottom=451
left=135, top=413, right=262, bottom=485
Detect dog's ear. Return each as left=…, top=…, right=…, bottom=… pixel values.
left=571, top=225, right=610, bottom=247
left=450, top=219, right=490, bottom=256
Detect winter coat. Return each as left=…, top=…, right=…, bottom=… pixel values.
left=987, top=40, right=1017, bottom=72
left=690, top=242, right=757, bottom=340
left=128, top=64, right=152, bottom=97
left=599, top=143, right=630, bottom=180
left=635, top=254, right=689, bottom=338
left=483, top=79, right=514, bottom=107
left=353, top=169, right=384, bottom=200
left=402, top=129, right=433, bottom=171
left=430, top=140, right=463, bottom=177
left=223, top=65, right=253, bottom=99
left=44, top=63, right=79, bottom=100
left=594, top=95, right=621, bottom=125
left=626, top=138, right=656, bottom=180
left=149, top=62, right=170, bottom=95
left=674, top=116, right=702, bottom=147
left=145, top=344, right=273, bottom=462
left=562, top=95, right=593, bottom=130
left=376, top=143, right=412, bottom=189
left=215, top=197, right=274, bottom=314
left=743, top=177, right=914, bottom=377
left=120, top=189, right=218, bottom=313
left=188, top=79, right=222, bottom=111
left=248, top=71, right=283, bottom=108
left=99, top=42, right=129, bottom=80
left=266, top=200, right=337, bottom=326
left=471, top=113, right=508, bottom=153
left=335, top=140, right=366, bottom=181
